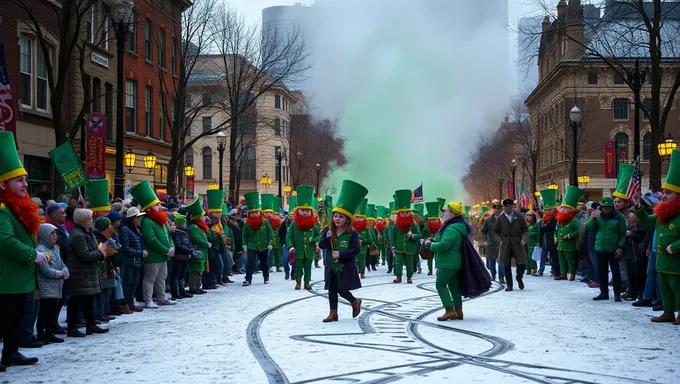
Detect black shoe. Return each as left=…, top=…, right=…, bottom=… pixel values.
left=55, top=324, right=66, bottom=332
left=632, top=299, right=653, bottom=307
left=67, top=328, right=86, bottom=338
left=44, top=334, right=64, bottom=343
left=615, top=295, right=622, bottom=302
left=86, top=326, right=109, bottom=335
left=243, top=281, right=251, bottom=286
left=226, top=278, right=235, bottom=283
left=179, top=288, right=192, bottom=298
left=593, top=295, right=609, bottom=301
left=53, top=328, right=66, bottom=335
left=18, top=339, right=43, bottom=348
left=652, top=304, right=663, bottom=311
left=0, top=363, right=5, bottom=372
left=188, top=289, right=205, bottom=295
left=1, top=352, right=39, bottom=367
left=264, top=279, right=270, bottom=284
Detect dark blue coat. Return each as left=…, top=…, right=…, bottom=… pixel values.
left=120, top=220, right=144, bottom=268
left=319, top=228, right=362, bottom=292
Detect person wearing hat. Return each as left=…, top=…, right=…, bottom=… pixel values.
left=613, top=163, right=635, bottom=214
left=424, top=201, right=468, bottom=321
left=204, top=190, right=227, bottom=288
left=353, top=198, right=373, bottom=279
left=86, top=179, right=112, bottom=218
left=365, top=203, right=380, bottom=271
left=119, top=206, right=148, bottom=311
left=374, top=205, right=389, bottom=268
left=169, top=213, right=194, bottom=299
left=385, top=200, right=398, bottom=273
left=320, top=195, right=333, bottom=229
left=493, top=198, right=528, bottom=291
left=411, top=203, right=425, bottom=274
left=587, top=196, right=627, bottom=302
left=242, top=192, right=274, bottom=286
left=421, top=201, right=443, bottom=276
left=538, top=189, right=560, bottom=277
left=481, top=200, right=504, bottom=283
left=318, top=180, right=368, bottom=322
left=389, top=190, right=422, bottom=284
left=262, top=194, right=284, bottom=273
left=0, top=132, right=45, bottom=369
left=92, top=217, right=123, bottom=318
left=185, top=197, right=210, bottom=294
left=554, top=186, right=584, bottom=281
left=131, top=180, right=175, bottom=308
left=283, top=195, right=298, bottom=280
left=287, top=186, right=322, bottom=290
left=219, top=203, right=236, bottom=284
left=525, top=210, right=540, bottom=276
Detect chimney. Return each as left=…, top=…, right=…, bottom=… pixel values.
left=566, top=0, right=582, bottom=23
left=557, top=0, right=567, bottom=20
left=542, top=16, right=551, bottom=32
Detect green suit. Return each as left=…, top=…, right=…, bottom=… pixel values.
left=421, top=226, right=435, bottom=273
left=187, top=224, right=209, bottom=273
left=357, top=228, right=373, bottom=274
left=242, top=220, right=274, bottom=251
left=557, top=217, right=580, bottom=276
left=390, top=223, right=421, bottom=279
left=527, top=222, right=539, bottom=271
left=141, top=216, right=174, bottom=264
left=430, top=222, right=465, bottom=309
left=0, top=205, right=38, bottom=294
left=287, top=221, right=321, bottom=283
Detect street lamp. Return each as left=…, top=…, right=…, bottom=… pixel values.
left=276, top=148, right=285, bottom=197
left=111, top=0, right=134, bottom=198
left=216, top=131, right=226, bottom=190
left=295, top=150, right=303, bottom=187
left=569, top=104, right=582, bottom=187
left=497, top=176, right=503, bottom=201
left=534, top=191, right=541, bottom=197
left=143, top=150, right=157, bottom=175
left=208, top=180, right=219, bottom=190
left=511, top=159, right=517, bottom=200
left=658, top=133, right=677, bottom=160
left=124, top=146, right=135, bottom=173
left=548, top=181, right=559, bottom=190
left=283, top=185, right=292, bottom=195
left=184, top=163, right=195, bottom=177
left=578, top=173, right=590, bottom=187
left=315, top=163, right=321, bottom=197
left=260, top=173, right=272, bottom=192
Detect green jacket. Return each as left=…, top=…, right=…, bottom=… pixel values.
left=389, top=223, right=421, bottom=254
left=287, top=222, right=321, bottom=259
left=0, top=205, right=38, bottom=294
left=586, top=212, right=627, bottom=252
left=430, top=222, right=465, bottom=270
left=557, top=217, right=580, bottom=251
left=527, top=222, right=540, bottom=250
left=358, top=228, right=373, bottom=254
left=242, top=220, right=274, bottom=252
left=220, top=218, right=236, bottom=253
left=140, top=216, right=174, bottom=264
left=272, top=222, right=282, bottom=250
left=187, top=224, right=208, bottom=273
left=635, top=206, right=680, bottom=274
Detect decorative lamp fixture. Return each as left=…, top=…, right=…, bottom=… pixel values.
left=124, top=146, right=135, bottom=173
left=184, top=163, right=195, bottom=177
left=658, top=133, right=677, bottom=158
left=548, top=182, right=559, bottom=190
left=534, top=191, right=541, bottom=197
left=110, top=0, right=134, bottom=24
left=577, top=174, right=591, bottom=185
left=208, top=180, right=219, bottom=190
left=260, top=173, right=272, bottom=191
left=317, top=196, right=323, bottom=202
left=283, top=185, right=292, bottom=194
left=569, top=105, right=582, bottom=125
left=143, top=150, right=157, bottom=174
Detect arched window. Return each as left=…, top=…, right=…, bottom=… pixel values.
left=202, top=147, right=212, bottom=179
left=185, top=147, right=193, bottom=165
left=642, top=132, right=651, bottom=160
left=614, top=132, right=629, bottom=161
left=239, top=147, right=256, bottom=180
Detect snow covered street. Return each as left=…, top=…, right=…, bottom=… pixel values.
left=3, top=265, right=678, bottom=384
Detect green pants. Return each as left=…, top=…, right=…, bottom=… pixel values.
left=659, top=272, right=680, bottom=313
left=527, top=246, right=538, bottom=271
left=559, top=251, right=576, bottom=275
left=436, top=267, right=462, bottom=308
left=357, top=252, right=366, bottom=274
left=395, top=253, right=415, bottom=278
left=272, top=247, right=282, bottom=268
left=295, top=258, right=314, bottom=283
left=427, top=258, right=433, bottom=272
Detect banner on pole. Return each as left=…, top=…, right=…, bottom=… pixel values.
left=507, top=181, right=514, bottom=200
left=48, top=141, right=89, bottom=192
left=0, top=43, right=18, bottom=148
left=86, top=113, right=107, bottom=179
left=604, top=140, right=616, bottom=179
left=186, top=176, right=195, bottom=200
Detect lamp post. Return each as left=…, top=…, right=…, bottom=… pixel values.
left=260, top=173, right=272, bottom=192
left=658, top=133, right=677, bottom=161
left=143, top=150, right=157, bottom=175
left=497, top=176, right=503, bottom=201
left=276, top=148, right=284, bottom=197
left=111, top=0, right=134, bottom=199
left=628, top=59, right=647, bottom=161
left=295, top=150, right=303, bottom=187
left=569, top=104, right=582, bottom=186
left=315, top=163, right=321, bottom=197
left=216, top=131, right=226, bottom=190
left=511, top=159, right=517, bottom=201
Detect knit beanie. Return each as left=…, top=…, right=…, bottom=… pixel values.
left=94, top=216, right=111, bottom=231
left=174, top=213, right=187, bottom=227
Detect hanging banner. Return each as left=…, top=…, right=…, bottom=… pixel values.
left=604, top=140, right=616, bottom=179
left=186, top=175, right=195, bottom=200
left=86, top=113, right=107, bottom=179
left=506, top=181, right=514, bottom=200
left=0, top=43, right=18, bottom=148
left=48, top=141, right=89, bottom=192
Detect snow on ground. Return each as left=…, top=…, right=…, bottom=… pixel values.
left=2, top=264, right=678, bottom=384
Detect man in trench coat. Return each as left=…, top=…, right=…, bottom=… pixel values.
left=493, top=199, right=528, bottom=291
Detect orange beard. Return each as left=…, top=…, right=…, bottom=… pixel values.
left=376, top=220, right=387, bottom=231
left=146, top=208, right=169, bottom=226
left=556, top=210, right=575, bottom=225
left=0, top=188, right=40, bottom=236
left=353, top=218, right=367, bottom=232
left=247, top=214, right=264, bottom=230
left=427, top=219, right=442, bottom=234
left=396, top=214, right=414, bottom=232
left=192, top=218, right=209, bottom=233
left=543, top=213, right=554, bottom=223
left=294, top=210, right=317, bottom=231
left=267, top=216, right=282, bottom=230
left=654, top=200, right=680, bottom=224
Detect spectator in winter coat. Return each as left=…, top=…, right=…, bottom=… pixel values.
left=623, top=211, right=650, bottom=301
left=170, top=214, right=193, bottom=299
left=36, top=224, right=69, bottom=344
left=119, top=207, right=147, bottom=312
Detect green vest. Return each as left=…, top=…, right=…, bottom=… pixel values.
left=0, top=205, right=38, bottom=294
left=287, top=222, right=321, bottom=259
left=242, top=220, right=274, bottom=252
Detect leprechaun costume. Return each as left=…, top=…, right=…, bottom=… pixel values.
left=321, top=195, right=333, bottom=229
left=539, top=189, right=560, bottom=277
left=242, top=192, right=274, bottom=286
left=366, top=203, right=380, bottom=271
left=0, top=131, right=42, bottom=368
left=287, top=186, right=321, bottom=290
left=87, top=179, right=111, bottom=216
left=374, top=205, right=389, bottom=267
left=354, top=198, right=373, bottom=278
left=318, top=180, right=368, bottom=322
left=390, top=189, right=422, bottom=284
left=634, top=149, right=680, bottom=324
left=613, top=163, right=635, bottom=211
left=556, top=185, right=583, bottom=281
left=262, top=194, right=283, bottom=271
left=220, top=203, right=236, bottom=275
left=185, top=196, right=209, bottom=293
left=421, top=201, right=443, bottom=275
left=525, top=210, right=540, bottom=275
left=411, top=203, right=425, bottom=273
left=205, top=190, right=227, bottom=286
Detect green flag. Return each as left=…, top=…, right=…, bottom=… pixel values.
left=48, top=141, right=89, bottom=192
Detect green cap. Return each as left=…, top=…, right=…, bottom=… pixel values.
left=481, top=206, right=489, bottom=214
left=131, top=180, right=160, bottom=211
left=600, top=196, right=615, bottom=207
left=613, top=163, right=634, bottom=200
left=94, top=216, right=111, bottom=231
left=394, top=189, right=412, bottom=211
left=376, top=205, right=388, bottom=219
left=389, top=201, right=396, bottom=214
left=273, top=196, right=282, bottom=213
left=184, top=196, right=204, bottom=218
left=332, top=180, right=369, bottom=219
left=244, top=192, right=261, bottom=211
left=87, top=179, right=111, bottom=212
left=464, top=205, right=471, bottom=217
left=663, top=150, right=680, bottom=193
left=366, top=203, right=376, bottom=219
left=261, top=193, right=275, bottom=212
left=0, top=132, right=27, bottom=182
left=540, top=189, right=558, bottom=210
left=174, top=213, right=187, bottom=227
left=425, top=201, right=441, bottom=218
left=288, top=195, right=297, bottom=210
left=411, top=203, right=424, bottom=218
left=206, top=189, right=223, bottom=214
left=437, top=198, right=446, bottom=210
left=295, top=185, right=316, bottom=210
left=355, top=198, right=368, bottom=217
left=561, top=185, right=585, bottom=210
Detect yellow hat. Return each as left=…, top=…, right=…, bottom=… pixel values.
left=446, top=201, right=464, bottom=216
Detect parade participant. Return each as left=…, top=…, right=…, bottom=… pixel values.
left=555, top=186, right=584, bottom=281
left=286, top=195, right=297, bottom=281
left=390, top=190, right=422, bottom=284
left=412, top=203, right=425, bottom=274
left=614, top=163, right=635, bottom=214
left=586, top=196, right=626, bottom=301
left=87, top=179, right=111, bottom=218
left=481, top=200, right=504, bottom=282
left=206, top=190, right=226, bottom=287
left=261, top=194, right=283, bottom=273
left=131, top=180, right=175, bottom=307
left=539, top=189, right=559, bottom=277
left=242, top=192, right=274, bottom=286
left=287, top=186, right=321, bottom=290
left=424, top=201, right=467, bottom=321
left=421, top=201, right=443, bottom=276
left=353, top=198, right=372, bottom=278
left=318, top=180, right=367, bottom=322
left=220, top=203, right=236, bottom=284
left=374, top=205, right=389, bottom=268
left=494, top=199, right=528, bottom=291
left=0, top=132, right=44, bottom=370
left=385, top=201, right=397, bottom=273
left=525, top=210, right=539, bottom=275
left=366, top=203, right=379, bottom=271
left=185, top=197, right=209, bottom=294
left=169, top=213, right=193, bottom=299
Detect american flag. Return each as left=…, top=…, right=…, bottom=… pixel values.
left=411, top=184, right=423, bottom=203
left=626, top=157, right=641, bottom=201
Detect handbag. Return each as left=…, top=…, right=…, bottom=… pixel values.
left=531, top=246, right=542, bottom=263
left=288, top=248, right=296, bottom=264
left=419, top=242, right=433, bottom=260
left=113, top=271, right=124, bottom=300
left=369, top=244, right=380, bottom=256
left=190, top=247, right=203, bottom=260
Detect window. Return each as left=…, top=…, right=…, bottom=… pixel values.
left=145, top=86, right=152, bottom=136
left=274, top=118, right=281, bottom=136
left=202, top=116, right=212, bottom=133
left=274, top=95, right=281, bottom=109
left=19, top=38, right=32, bottom=107
left=282, top=120, right=288, bottom=137
left=144, top=19, right=152, bottom=61
left=275, top=146, right=281, bottom=181
left=643, top=132, right=651, bottom=160
left=125, top=79, right=137, bottom=132
left=185, top=94, right=192, bottom=108
left=25, top=156, right=53, bottom=196
left=172, top=38, right=177, bottom=75
left=613, top=98, right=629, bottom=120
left=186, top=148, right=194, bottom=165
left=105, top=83, right=113, bottom=141
left=159, top=92, right=166, bottom=139
left=202, top=93, right=211, bottom=107
left=239, top=147, right=256, bottom=180
left=202, top=147, right=212, bottom=179
left=587, top=71, right=598, bottom=85
left=92, top=78, right=101, bottom=112
left=86, top=5, right=95, bottom=43
left=101, top=5, right=109, bottom=50
left=615, top=132, right=629, bottom=161
left=35, top=43, right=49, bottom=111
left=238, top=112, right=256, bottom=136
left=159, top=29, right=166, bottom=68
left=614, top=74, right=625, bottom=85
left=643, top=98, right=652, bottom=121
left=126, top=9, right=136, bottom=52
left=153, top=164, right=167, bottom=186
left=19, top=37, right=51, bottom=112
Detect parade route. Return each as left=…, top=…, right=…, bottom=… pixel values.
left=4, top=266, right=678, bottom=384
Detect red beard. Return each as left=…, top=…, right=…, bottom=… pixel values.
left=556, top=210, right=576, bottom=225
left=146, top=208, right=169, bottom=226
left=376, top=220, right=387, bottom=231
left=247, top=214, right=264, bottom=230
left=654, top=200, right=680, bottom=224
left=294, top=211, right=317, bottom=231
left=267, top=216, right=282, bottom=230
left=0, top=189, right=40, bottom=236
left=353, top=219, right=367, bottom=232
left=192, top=218, right=209, bottom=233
left=396, top=214, right=414, bottom=232
left=543, top=213, right=554, bottom=223
left=427, top=219, right=442, bottom=234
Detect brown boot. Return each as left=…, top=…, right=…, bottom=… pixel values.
left=569, top=273, right=576, bottom=281
left=352, top=298, right=362, bottom=318
left=323, top=310, right=338, bottom=322
left=304, top=283, right=311, bottom=290
left=393, top=276, right=402, bottom=283
left=492, top=274, right=496, bottom=281
left=674, top=317, right=680, bottom=326
left=276, top=267, right=282, bottom=272
left=651, top=312, right=676, bottom=323
left=360, top=273, right=365, bottom=279
left=554, top=273, right=567, bottom=280
left=505, top=286, right=513, bottom=292
left=295, top=280, right=302, bottom=290
left=407, top=277, right=413, bottom=284
left=437, top=307, right=458, bottom=321
left=455, top=307, right=463, bottom=320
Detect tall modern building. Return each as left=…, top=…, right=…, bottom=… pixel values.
left=517, top=16, right=542, bottom=95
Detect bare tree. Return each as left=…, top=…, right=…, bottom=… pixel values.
left=507, top=98, right=538, bottom=194
left=289, top=116, right=344, bottom=188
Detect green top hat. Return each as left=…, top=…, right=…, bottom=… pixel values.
left=0, top=132, right=26, bottom=182
left=540, top=189, right=558, bottom=210
left=87, top=179, right=111, bottom=212
left=355, top=198, right=368, bottom=217
left=389, top=201, right=396, bottom=214
left=464, top=205, right=471, bottom=217
left=261, top=193, right=275, bottom=212
left=184, top=196, right=204, bottom=218
left=561, top=185, right=585, bottom=210
left=222, top=203, right=229, bottom=216
left=663, top=149, right=680, bottom=193
left=131, top=180, right=160, bottom=211
left=481, top=206, right=489, bottom=213
left=437, top=198, right=446, bottom=210
left=206, top=189, right=223, bottom=214
left=295, top=185, right=316, bottom=210
left=613, top=163, right=635, bottom=200
left=332, top=180, right=369, bottom=220
left=273, top=196, right=282, bottom=213
left=425, top=202, right=441, bottom=219
left=600, top=196, right=615, bottom=208
left=366, top=203, right=376, bottom=219
left=244, top=192, right=261, bottom=211
left=411, top=203, right=424, bottom=218
left=394, top=189, right=412, bottom=212
left=288, top=195, right=297, bottom=210
left=376, top=205, right=388, bottom=219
